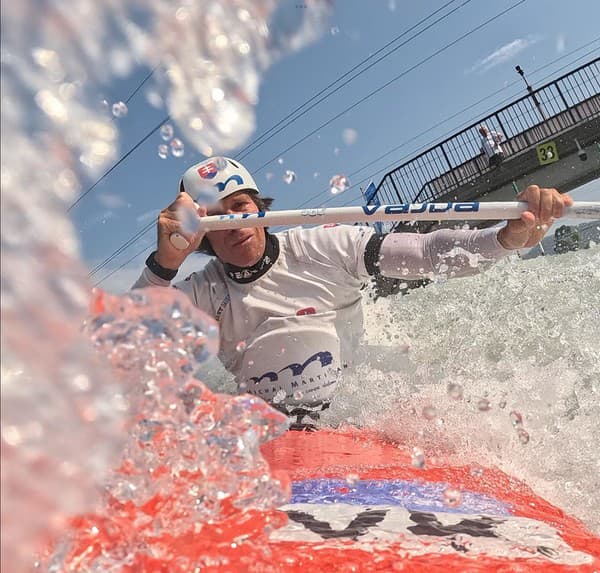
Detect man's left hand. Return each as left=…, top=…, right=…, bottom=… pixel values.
left=497, top=185, right=573, bottom=249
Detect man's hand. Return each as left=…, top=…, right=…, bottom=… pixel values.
left=497, top=185, right=573, bottom=249
left=155, top=192, right=208, bottom=270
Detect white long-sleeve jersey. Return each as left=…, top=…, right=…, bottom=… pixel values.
left=133, top=224, right=511, bottom=406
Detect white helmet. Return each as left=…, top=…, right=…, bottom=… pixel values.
left=179, top=157, right=259, bottom=201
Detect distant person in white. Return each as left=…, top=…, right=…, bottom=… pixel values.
left=479, top=125, right=505, bottom=168
left=133, top=157, right=572, bottom=420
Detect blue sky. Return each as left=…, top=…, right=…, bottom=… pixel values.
left=72, top=0, right=600, bottom=292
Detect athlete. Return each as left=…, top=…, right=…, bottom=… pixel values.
left=133, top=157, right=572, bottom=421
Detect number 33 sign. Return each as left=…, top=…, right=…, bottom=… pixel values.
left=537, top=141, right=559, bottom=165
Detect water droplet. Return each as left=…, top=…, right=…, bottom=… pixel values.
left=211, top=87, right=225, bottom=102
left=333, top=147, right=340, bottom=156
left=330, top=26, right=340, bottom=35
left=342, top=128, right=358, bottom=146
left=277, top=158, right=284, bottom=165
left=283, top=170, right=296, bottom=184
left=509, top=410, right=523, bottom=427
left=214, top=157, right=228, bottom=171
left=160, top=124, right=174, bottom=141
left=313, top=171, right=319, bottom=178
left=111, top=101, right=128, bottom=117
left=422, top=405, right=437, bottom=420
left=411, top=447, right=425, bottom=469
left=292, top=390, right=303, bottom=401
left=265, top=172, right=274, bottom=181
left=236, top=341, right=246, bottom=353
left=447, top=383, right=463, bottom=400
left=477, top=398, right=491, bottom=412
left=345, top=473, right=359, bottom=486
left=187, top=118, right=203, bottom=132
left=170, top=138, right=185, bottom=158
left=157, top=144, right=169, bottom=159
left=517, top=428, right=530, bottom=444
left=272, top=389, right=286, bottom=404
left=329, top=174, right=350, bottom=194
left=443, top=488, right=462, bottom=508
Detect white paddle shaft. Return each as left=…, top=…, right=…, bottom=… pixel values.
left=169, top=201, right=600, bottom=248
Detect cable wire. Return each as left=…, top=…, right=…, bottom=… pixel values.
left=87, top=45, right=597, bottom=285
left=250, top=0, right=527, bottom=175
left=68, top=115, right=170, bottom=211
left=236, top=0, right=470, bottom=159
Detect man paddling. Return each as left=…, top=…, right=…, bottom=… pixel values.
left=133, top=157, right=573, bottom=420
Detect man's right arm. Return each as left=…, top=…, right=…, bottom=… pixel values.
left=131, top=189, right=207, bottom=292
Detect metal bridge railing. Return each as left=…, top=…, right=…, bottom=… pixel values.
left=374, top=58, right=600, bottom=204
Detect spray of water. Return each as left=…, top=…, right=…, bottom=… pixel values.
left=1, top=1, right=332, bottom=571
left=322, top=248, right=600, bottom=533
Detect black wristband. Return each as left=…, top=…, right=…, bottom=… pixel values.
left=364, top=232, right=386, bottom=276
left=145, top=251, right=178, bottom=281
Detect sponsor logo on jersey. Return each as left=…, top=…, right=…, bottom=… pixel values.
left=296, top=307, right=316, bottom=316
left=249, top=351, right=334, bottom=385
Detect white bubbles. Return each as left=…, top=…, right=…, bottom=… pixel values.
left=292, top=390, right=303, bottom=401
left=160, top=123, right=174, bottom=141
left=329, top=174, right=350, bottom=194
left=211, top=87, right=225, bottom=102
left=422, top=405, right=437, bottom=420
left=111, top=101, right=128, bottom=118
left=330, top=26, right=340, bottom=35
left=146, top=90, right=163, bottom=108
left=272, top=389, right=286, bottom=404
left=447, top=383, right=463, bottom=400
left=517, top=428, right=530, bottom=444
left=170, top=138, right=185, bottom=158
left=411, top=447, right=425, bottom=469
left=157, top=144, right=169, bottom=159
left=477, top=398, right=491, bottom=412
left=214, top=156, right=228, bottom=171
left=443, top=488, right=462, bottom=508
left=510, top=410, right=523, bottom=427
left=189, top=117, right=203, bottom=131
left=283, top=170, right=296, bottom=184
left=277, top=157, right=284, bottom=165
left=345, top=473, right=359, bottom=486
left=510, top=410, right=530, bottom=444
left=342, top=128, right=358, bottom=146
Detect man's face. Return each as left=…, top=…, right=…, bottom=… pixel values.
left=206, top=191, right=266, bottom=267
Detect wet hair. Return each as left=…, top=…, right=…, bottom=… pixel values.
left=196, top=193, right=274, bottom=256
